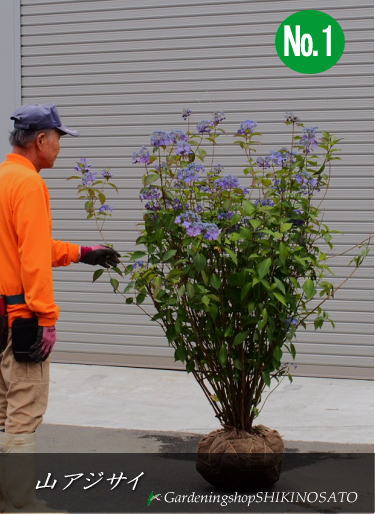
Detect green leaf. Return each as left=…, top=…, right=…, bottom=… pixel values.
left=224, top=326, right=233, bottom=337
left=240, top=282, right=252, bottom=301
left=125, top=297, right=133, bottom=304
left=201, top=295, right=210, bottom=306
left=210, top=274, right=221, bottom=289
left=303, top=279, right=316, bottom=300
left=274, top=277, right=286, bottom=294
left=193, top=253, right=207, bottom=272
left=250, top=219, right=261, bottom=230
left=130, top=251, right=147, bottom=261
left=279, top=242, right=288, bottom=265
left=143, top=174, right=159, bottom=186
left=110, top=278, right=119, bottom=291
left=218, top=344, right=227, bottom=366
left=162, top=249, right=177, bottom=262
left=273, top=292, right=287, bottom=306
left=112, top=266, right=123, bottom=277
left=98, top=192, right=106, bottom=205
left=259, top=307, right=268, bottom=329
left=136, top=292, right=146, bottom=304
left=257, top=258, right=272, bottom=279
left=280, top=222, right=293, bottom=233
left=225, top=248, right=238, bottom=265
left=174, top=348, right=187, bottom=362
left=93, top=269, right=104, bottom=282
left=262, top=371, right=271, bottom=386
left=233, top=331, right=247, bottom=346
left=187, top=282, right=195, bottom=298
left=196, top=149, right=207, bottom=161
left=242, top=200, right=256, bottom=216
left=123, top=282, right=134, bottom=293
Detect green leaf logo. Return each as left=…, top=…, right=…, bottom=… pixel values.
left=147, top=491, right=161, bottom=505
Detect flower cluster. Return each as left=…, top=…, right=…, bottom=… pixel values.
left=300, top=127, right=319, bottom=154
left=213, top=111, right=226, bottom=125
left=218, top=211, right=235, bottom=220
left=81, top=171, right=97, bottom=186
left=196, top=120, right=212, bottom=134
left=182, top=108, right=192, bottom=120
left=236, top=120, right=257, bottom=135
left=176, top=163, right=204, bottom=184
left=98, top=204, right=113, bottom=213
left=150, top=131, right=172, bottom=147
left=132, top=146, right=151, bottom=165
left=254, top=198, right=275, bottom=207
left=139, top=186, right=161, bottom=201
left=294, top=171, right=319, bottom=192
left=214, top=175, right=240, bottom=190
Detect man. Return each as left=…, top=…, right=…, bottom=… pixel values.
left=0, top=104, right=121, bottom=511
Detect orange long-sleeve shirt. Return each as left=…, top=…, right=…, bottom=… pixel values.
left=0, top=153, right=81, bottom=327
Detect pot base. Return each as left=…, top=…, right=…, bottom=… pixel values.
left=196, top=425, right=284, bottom=489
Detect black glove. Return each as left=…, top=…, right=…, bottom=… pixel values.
left=79, top=245, right=121, bottom=268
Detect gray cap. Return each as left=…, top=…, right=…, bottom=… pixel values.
left=10, top=104, right=78, bottom=136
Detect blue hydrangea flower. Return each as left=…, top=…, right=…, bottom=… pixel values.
left=204, top=223, right=221, bottom=240
left=175, top=210, right=201, bottom=227
left=294, top=209, right=304, bottom=215
left=81, top=171, right=97, bottom=186
left=169, top=130, right=188, bottom=144
left=98, top=204, right=113, bottom=213
left=132, top=260, right=145, bottom=270
left=300, top=127, right=319, bottom=154
left=272, top=178, right=286, bottom=194
left=196, top=120, right=212, bottom=134
left=175, top=142, right=193, bottom=156
left=199, top=185, right=211, bottom=192
left=286, top=317, right=299, bottom=329
left=294, top=171, right=319, bottom=191
left=176, top=163, right=204, bottom=183
left=150, top=131, right=172, bottom=147
left=139, top=186, right=161, bottom=201
left=213, top=111, right=226, bottom=125
left=218, top=211, right=234, bottom=220
left=254, top=198, right=275, bottom=207
left=236, top=120, right=257, bottom=135
left=101, top=169, right=112, bottom=179
left=75, top=158, right=93, bottom=173
left=184, top=222, right=221, bottom=240
left=186, top=223, right=203, bottom=237
left=132, top=146, right=151, bottom=165
left=166, top=198, right=183, bottom=211
left=182, top=108, right=192, bottom=120
left=269, top=151, right=288, bottom=167
left=145, top=201, right=161, bottom=211
left=215, top=175, right=239, bottom=190
left=256, top=156, right=272, bottom=168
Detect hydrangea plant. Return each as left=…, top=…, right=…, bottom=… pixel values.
left=69, top=112, right=370, bottom=432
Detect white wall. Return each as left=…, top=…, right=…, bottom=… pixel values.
left=0, top=0, right=20, bottom=159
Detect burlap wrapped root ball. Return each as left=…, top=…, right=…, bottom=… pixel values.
left=196, top=425, right=284, bottom=489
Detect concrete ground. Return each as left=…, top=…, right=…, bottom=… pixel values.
left=37, top=362, right=374, bottom=452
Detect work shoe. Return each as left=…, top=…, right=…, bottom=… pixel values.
left=0, top=433, right=68, bottom=513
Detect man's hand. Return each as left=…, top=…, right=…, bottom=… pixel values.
left=29, top=326, right=57, bottom=362
left=79, top=245, right=121, bottom=268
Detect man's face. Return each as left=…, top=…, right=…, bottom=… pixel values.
left=36, top=129, right=61, bottom=169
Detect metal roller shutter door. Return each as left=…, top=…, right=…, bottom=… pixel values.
left=20, top=0, right=373, bottom=379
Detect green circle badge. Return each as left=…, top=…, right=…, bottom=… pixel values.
left=275, top=10, right=345, bottom=74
